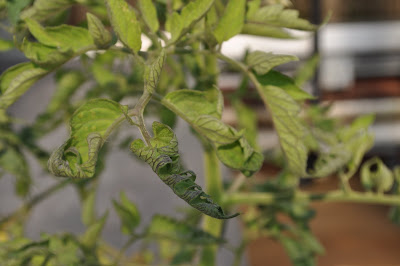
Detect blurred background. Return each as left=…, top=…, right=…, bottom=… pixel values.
left=1, top=0, right=400, bottom=265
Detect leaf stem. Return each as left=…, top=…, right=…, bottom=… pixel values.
left=223, top=190, right=400, bottom=206
left=200, top=147, right=224, bottom=265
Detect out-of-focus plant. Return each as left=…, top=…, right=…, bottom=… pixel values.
left=0, top=1, right=400, bottom=265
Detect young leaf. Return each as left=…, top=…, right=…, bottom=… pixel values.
left=247, top=51, right=298, bottom=75
left=212, top=0, right=246, bottom=43
left=166, top=0, right=214, bottom=43
left=87, top=13, right=112, bottom=49
left=138, top=0, right=159, bottom=33
left=361, top=157, right=394, bottom=193
left=130, top=122, right=238, bottom=219
left=81, top=212, right=108, bottom=248
left=146, top=215, right=224, bottom=245
left=256, top=70, right=314, bottom=101
left=105, top=0, right=142, bottom=53
left=144, top=49, right=166, bottom=94
left=112, top=191, right=140, bottom=235
left=247, top=4, right=317, bottom=31
left=0, top=62, right=48, bottom=109
left=48, top=99, right=128, bottom=178
left=162, top=87, right=263, bottom=176
left=258, top=85, right=309, bottom=176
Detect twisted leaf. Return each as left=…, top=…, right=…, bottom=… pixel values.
left=48, top=99, right=128, bottom=178
left=130, top=122, right=238, bottom=219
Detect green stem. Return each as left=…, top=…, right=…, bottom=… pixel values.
left=223, top=190, right=400, bottom=206
left=200, top=147, right=223, bottom=266
left=0, top=179, right=71, bottom=226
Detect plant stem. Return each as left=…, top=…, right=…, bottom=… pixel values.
left=223, top=190, right=400, bottom=206
left=0, top=179, right=71, bottom=226
left=200, top=147, right=224, bottom=266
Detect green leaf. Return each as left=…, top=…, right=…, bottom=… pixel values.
left=232, top=100, right=258, bottom=150
left=146, top=215, right=224, bottom=245
left=256, top=70, right=314, bottom=101
left=81, top=190, right=96, bottom=226
left=165, top=0, right=214, bottom=43
left=25, top=19, right=94, bottom=52
left=20, top=0, right=74, bottom=21
left=247, top=51, right=298, bottom=75
left=212, top=0, right=245, bottom=43
left=87, top=13, right=112, bottom=49
left=258, top=85, right=309, bottom=176
left=361, top=157, right=394, bottom=193
left=162, top=87, right=263, bottom=176
left=0, top=62, right=48, bottom=109
left=294, top=54, right=320, bottom=87
left=130, top=122, right=238, bottom=219
left=247, top=4, right=317, bottom=31
left=0, top=39, right=13, bottom=51
left=48, top=236, right=79, bottom=265
left=48, top=99, right=128, bottom=178
left=81, top=212, right=108, bottom=248
left=138, top=0, right=159, bottom=33
left=105, top=0, right=142, bottom=53
left=217, top=138, right=264, bottom=177
left=113, top=191, right=140, bottom=235
left=21, top=40, right=73, bottom=67
left=6, top=0, right=31, bottom=24
left=144, top=49, right=166, bottom=94
left=241, top=23, right=295, bottom=39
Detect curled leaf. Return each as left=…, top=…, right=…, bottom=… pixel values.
left=130, top=122, right=238, bottom=219
left=48, top=99, right=128, bottom=178
left=361, top=157, right=394, bottom=193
